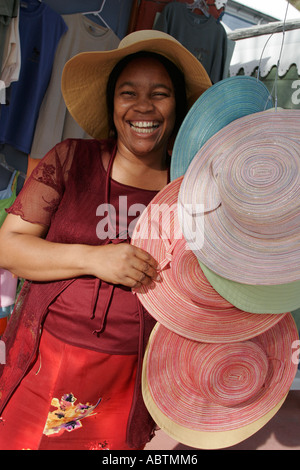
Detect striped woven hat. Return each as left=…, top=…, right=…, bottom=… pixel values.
left=178, top=109, right=300, bottom=286
left=170, top=75, right=272, bottom=181
left=142, top=316, right=299, bottom=449
left=131, top=177, right=287, bottom=342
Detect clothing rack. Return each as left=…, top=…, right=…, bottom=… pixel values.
left=228, top=18, right=300, bottom=41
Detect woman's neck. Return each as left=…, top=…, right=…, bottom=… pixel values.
left=107, top=144, right=169, bottom=191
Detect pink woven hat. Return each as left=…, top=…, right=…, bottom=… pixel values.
left=142, top=316, right=299, bottom=449
left=178, top=109, right=300, bottom=286
left=131, top=177, right=287, bottom=343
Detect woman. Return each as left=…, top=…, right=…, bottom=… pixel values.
left=0, top=30, right=211, bottom=450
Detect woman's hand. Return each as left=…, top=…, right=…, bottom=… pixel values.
left=87, top=243, right=159, bottom=288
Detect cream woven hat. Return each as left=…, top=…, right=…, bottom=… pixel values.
left=142, top=316, right=299, bottom=449
left=61, top=30, right=211, bottom=140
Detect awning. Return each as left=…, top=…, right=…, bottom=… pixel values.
left=229, top=28, right=300, bottom=77
left=229, top=28, right=300, bottom=109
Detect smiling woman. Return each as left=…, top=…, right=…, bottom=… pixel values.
left=0, top=30, right=211, bottom=450
left=111, top=55, right=177, bottom=186
left=107, top=51, right=188, bottom=143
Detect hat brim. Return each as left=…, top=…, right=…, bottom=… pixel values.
left=142, top=318, right=298, bottom=449
left=200, top=261, right=300, bottom=314
left=131, top=177, right=287, bottom=342
left=178, top=109, right=300, bottom=285
left=61, top=30, right=211, bottom=140
left=171, top=75, right=273, bottom=181
left=143, top=371, right=286, bottom=450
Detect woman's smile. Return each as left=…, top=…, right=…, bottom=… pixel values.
left=128, top=121, right=160, bottom=134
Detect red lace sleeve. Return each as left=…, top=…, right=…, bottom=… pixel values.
left=7, top=140, right=76, bottom=226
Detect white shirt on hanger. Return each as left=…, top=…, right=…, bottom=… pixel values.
left=0, top=13, right=21, bottom=104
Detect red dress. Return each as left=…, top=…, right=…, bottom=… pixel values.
left=0, top=139, right=160, bottom=450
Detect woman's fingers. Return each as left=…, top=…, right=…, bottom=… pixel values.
left=95, top=243, right=160, bottom=288
left=133, top=246, right=158, bottom=270
left=127, top=246, right=160, bottom=287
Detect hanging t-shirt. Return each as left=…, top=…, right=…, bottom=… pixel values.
left=0, top=2, right=67, bottom=154
left=30, top=14, right=120, bottom=159
left=154, top=2, right=228, bottom=83
left=1, top=11, right=21, bottom=90
left=0, top=0, right=20, bottom=105
left=0, top=0, right=19, bottom=73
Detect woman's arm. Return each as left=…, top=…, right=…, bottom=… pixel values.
left=0, top=214, right=158, bottom=288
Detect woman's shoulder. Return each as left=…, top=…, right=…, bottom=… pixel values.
left=51, top=138, right=114, bottom=172
left=55, top=138, right=116, bottom=189
left=55, top=138, right=115, bottom=160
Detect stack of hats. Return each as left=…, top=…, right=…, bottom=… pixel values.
left=131, top=76, right=300, bottom=449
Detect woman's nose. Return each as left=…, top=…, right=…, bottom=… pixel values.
left=134, top=94, right=154, bottom=112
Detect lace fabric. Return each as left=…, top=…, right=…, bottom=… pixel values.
left=7, top=139, right=79, bottom=226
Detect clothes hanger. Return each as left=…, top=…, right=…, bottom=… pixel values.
left=20, top=0, right=42, bottom=9
left=0, top=154, right=25, bottom=194
left=83, top=0, right=111, bottom=30
left=0, top=154, right=26, bottom=181
left=20, top=0, right=42, bottom=4
left=0, top=154, right=15, bottom=174
left=186, top=0, right=210, bottom=17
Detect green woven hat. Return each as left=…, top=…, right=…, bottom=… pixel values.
left=170, top=75, right=272, bottom=181
left=200, top=262, right=300, bottom=314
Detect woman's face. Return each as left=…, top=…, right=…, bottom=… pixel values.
left=113, top=56, right=176, bottom=158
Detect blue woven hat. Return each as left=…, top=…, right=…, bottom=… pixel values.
left=171, top=75, right=273, bottom=181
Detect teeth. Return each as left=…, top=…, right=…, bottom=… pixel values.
left=133, top=121, right=158, bottom=127
left=130, top=121, right=159, bottom=133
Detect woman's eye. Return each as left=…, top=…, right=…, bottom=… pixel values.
left=153, top=91, right=169, bottom=98
left=121, top=90, right=135, bottom=96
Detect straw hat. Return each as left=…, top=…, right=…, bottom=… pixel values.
left=142, top=316, right=299, bottom=449
left=171, top=75, right=272, bottom=181
left=61, top=30, right=211, bottom=140
left=131, top=177, right=287, bottom=343
left=178, top=109, right=300, bottom=286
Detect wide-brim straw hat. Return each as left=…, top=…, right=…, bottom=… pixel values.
left=131, top=177, right=287, bottom=343
left=142, top=316, right=299, bottom=449
left=178, top=109, right=300, bottom=286
left=171, top=75, right=272, bottom=181
left=61, top=30, right=211, bottom=140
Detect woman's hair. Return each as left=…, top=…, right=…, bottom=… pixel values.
left=106, top=51, right=188, bottom=139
